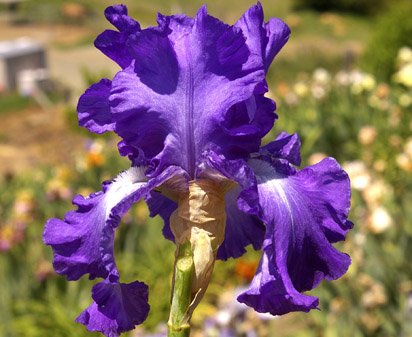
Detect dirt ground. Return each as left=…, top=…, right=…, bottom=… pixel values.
left=0, top=23, right=117, bottom=175
left=0, top=105, right=85, bottom=175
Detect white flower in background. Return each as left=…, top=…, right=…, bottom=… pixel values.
left=363, top=180, right=391, bottom=208
left=335, top=70, right=351, bottom=86
left=396, top=153, right=412, bottom=172
left=313, top=68, right=331, bottom=85
left=368, top=206, right=393, bottom=234
left=404, top=137, right=412, bottom=158
left=396, top=138, right=412, bottom=172
left=361, top=281, right=387, bottom=308
left=284, top=92, right=299, bottom=105
left=343, top=161, right=371, bottom=191
left=311, top=84, right=327, bottom=99
left=358, top=125, right=377, bottom=146
left=354, top=233, right=366, bottom=246
left=351, top=72, right=376, bottom=95
left=335, top=70, right=376, bottom=93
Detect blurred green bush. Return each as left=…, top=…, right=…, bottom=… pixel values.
left=293, top=0, right=389, bottom=15
left=362, top=1, right=412, bottom=81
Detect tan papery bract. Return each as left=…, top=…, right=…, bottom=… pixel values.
left=170, top=179, right=232, bottom=318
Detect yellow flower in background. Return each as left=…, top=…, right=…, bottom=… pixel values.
left=46, top=166, right=73, bottom=201
left=394, top=63, right=412, bottom=88
left=0, top=226, right=14, bottom=251
left=293, top=81, right=309, bottom=97
left=13, top=189, right=35, bottom=218
left=351, top=73, right=376, bottom=95
left=398, top=93, right=412, bottom=107
left=397, top=46, right=412, bottom=66
left=396, top=137, right=412, bottom=172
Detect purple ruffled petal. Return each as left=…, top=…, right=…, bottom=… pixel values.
left=260, top=132, right=301, bottom=166
left=43, top=166, right=183, bottom=281
left=76, top=279, right=149, bottom=337
left=238, top=157, right=352, bottom=315
left=238, top=249, right=319, bottom=315
left=217, top=186, right=265, bottom=260
left=145, top=191, right=177, bottom=241
left=204, top=150, right=259, bottom=215
left=94, top=5, right=141, bottom=69
left=264, top=18, right=291, bottom=72
left=234, top=3, right=290, bottom=73
left=77, top=79, right=114, bottom=134
left=104, top=5, right=140, bottom=33
left=108, top=4, right=288, bottom=177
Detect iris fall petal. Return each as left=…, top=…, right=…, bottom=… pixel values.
left=238, top=157, right=352, bottom=314
left=76, top=279, right=149, bottom=337
left=43, top=166, right=182, bottom=281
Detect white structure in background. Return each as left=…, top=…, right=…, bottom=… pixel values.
left=0, top=37, right=47, bottom=95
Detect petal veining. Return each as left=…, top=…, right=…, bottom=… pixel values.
left=108, top=5, right=289, bottom=177
left=43, top=166, right=183, bottom=281
left=238, top=157, right=352, bottom=314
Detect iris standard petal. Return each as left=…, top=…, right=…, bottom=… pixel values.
left=263, top=18, right=291, bottom=72
left=76, top=279, right=149, bottom=337
left=77, top=78, right=115, bottom=134
left=104, top=5, right=140, bottom=33
left=43, top=166, right=183, bottom=281
left=234, top=2, right=290, bottom=73
left=238, top=157, right=352, bottom=314
left=94, top=5, right=141, bottom=69
left=109, top=5, right=288, bottom=177
left=260, top=131, right=301, bottom=166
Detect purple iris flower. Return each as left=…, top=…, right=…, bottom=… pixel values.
left=43, top=3, right=353, bottom=337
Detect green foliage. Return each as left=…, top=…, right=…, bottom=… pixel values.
left=362, top=1, right=412, bottom=81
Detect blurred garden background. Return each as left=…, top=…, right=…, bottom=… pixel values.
left=0, top=0, right=411, bottom=336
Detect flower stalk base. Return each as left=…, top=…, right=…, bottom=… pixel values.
left=168, top=241, right=194, bottom=337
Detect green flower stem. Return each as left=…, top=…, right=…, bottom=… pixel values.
left=168, top=241, right=194, bottom=337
